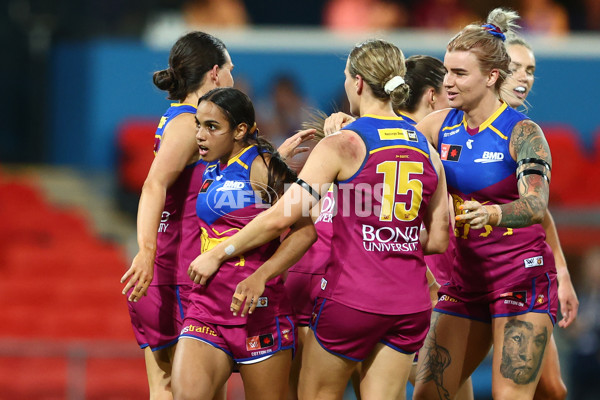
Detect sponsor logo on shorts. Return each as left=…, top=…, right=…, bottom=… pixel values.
left=438, top=294, right=460, bottom=303
left=523, top=256, right=544, bottom=268
left=282, top=329, right=291, bottom=341
left=320, top=278, right=327, bottom=290
left=500, top=291, right=528, bottom=307
left=246, top=333, right=274, bottom=351
left=180, top=324, right=217, bottom=337
left=256, top=297, right=268, bottom=308
left=500, top=291, right=527, bottom=302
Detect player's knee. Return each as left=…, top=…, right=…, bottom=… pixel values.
left=413, top=383, right=441, bottom=400
left=171, top=374, right=207, bottom=400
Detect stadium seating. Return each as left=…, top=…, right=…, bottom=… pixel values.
left=0, top=177, right=149, bottom=398
left=117, top=118, right=157, bottom=194
left=541, top=123, right=596, bottom=206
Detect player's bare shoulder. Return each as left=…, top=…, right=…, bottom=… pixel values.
left=416, top=108, right=452, bottom=148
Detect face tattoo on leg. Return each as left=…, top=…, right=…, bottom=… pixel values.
left=500, top=319, right=548, bottom=384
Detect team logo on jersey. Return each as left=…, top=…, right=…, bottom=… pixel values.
left=200, top=179, right=214, bottom=193
left=466, top=139, right=474, bottom=149
left=474, top=151, right=504, bottom=163
left=524, top=256, right=544, bottom=268
left=440, top=144, right=462, bottom=161
left=377, top=128, right=418, bottom=142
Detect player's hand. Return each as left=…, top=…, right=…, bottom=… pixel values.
left=456, top=201, right=495, bottom=229
left=557, top=269, right=579, bottom=328
left=188, top=252, right=221, bottom=286
left=324, top=112, right=354, bottom=135
left=277, top=129, right=316, bottom=160
left=120, top=250, right=154, bottom=302
left=230, top=273, right=267, bottom=317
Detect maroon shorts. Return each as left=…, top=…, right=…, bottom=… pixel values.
left=179, top=315, right=296, bottom=364
left=310, top=297, right=431, bottom=361
left=434, top=272, right=558, bottom=324
left=127, top=284, right=193, bottom=351
left=285, top=271, right=322, bottom=326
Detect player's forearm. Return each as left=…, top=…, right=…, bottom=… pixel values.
left=210, top=206, right=292, bottom=265
left=136, top=181, right=167, bottom=254
left=542, top=209, right=567, bottom=269
left=252, top=219, right=317, bottom=283
left=497, top=194, right=546, bottom=228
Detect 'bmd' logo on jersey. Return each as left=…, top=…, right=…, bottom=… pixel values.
left=474, top=151, right=504, bottom=163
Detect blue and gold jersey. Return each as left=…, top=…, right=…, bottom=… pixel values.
left=437, top=102, right=523, bottom=198
left=192, top=145, right=291, bottom=325
left=437, top=103, right=554, bottom=292
left=196, top=145, right=269, bottom=227
left=397, top=111, right=417, bottom=126
left=153, top=103, right=197, bottom=154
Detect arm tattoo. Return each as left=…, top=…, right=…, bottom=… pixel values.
left=499, top=121, right=551, bottom=228
left=415, top=313, right=452, bottom=399
left=500, top=319, right=548, bottom=384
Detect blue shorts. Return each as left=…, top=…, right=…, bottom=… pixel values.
left=434, top=272, right=557, bottom=324
left=127, top=284, right=192, bottom=351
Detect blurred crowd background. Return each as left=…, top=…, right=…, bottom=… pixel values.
left=1, top=0, right=599, bottom=399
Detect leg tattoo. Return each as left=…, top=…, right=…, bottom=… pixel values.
left=416, top=313, right=452, bottom=400
left=500, top=319, right=548, bottom=384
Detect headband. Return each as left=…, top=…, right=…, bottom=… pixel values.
left=481, top=24, right=506, bottom=41
left=384, top=76, right=405, bottom=94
